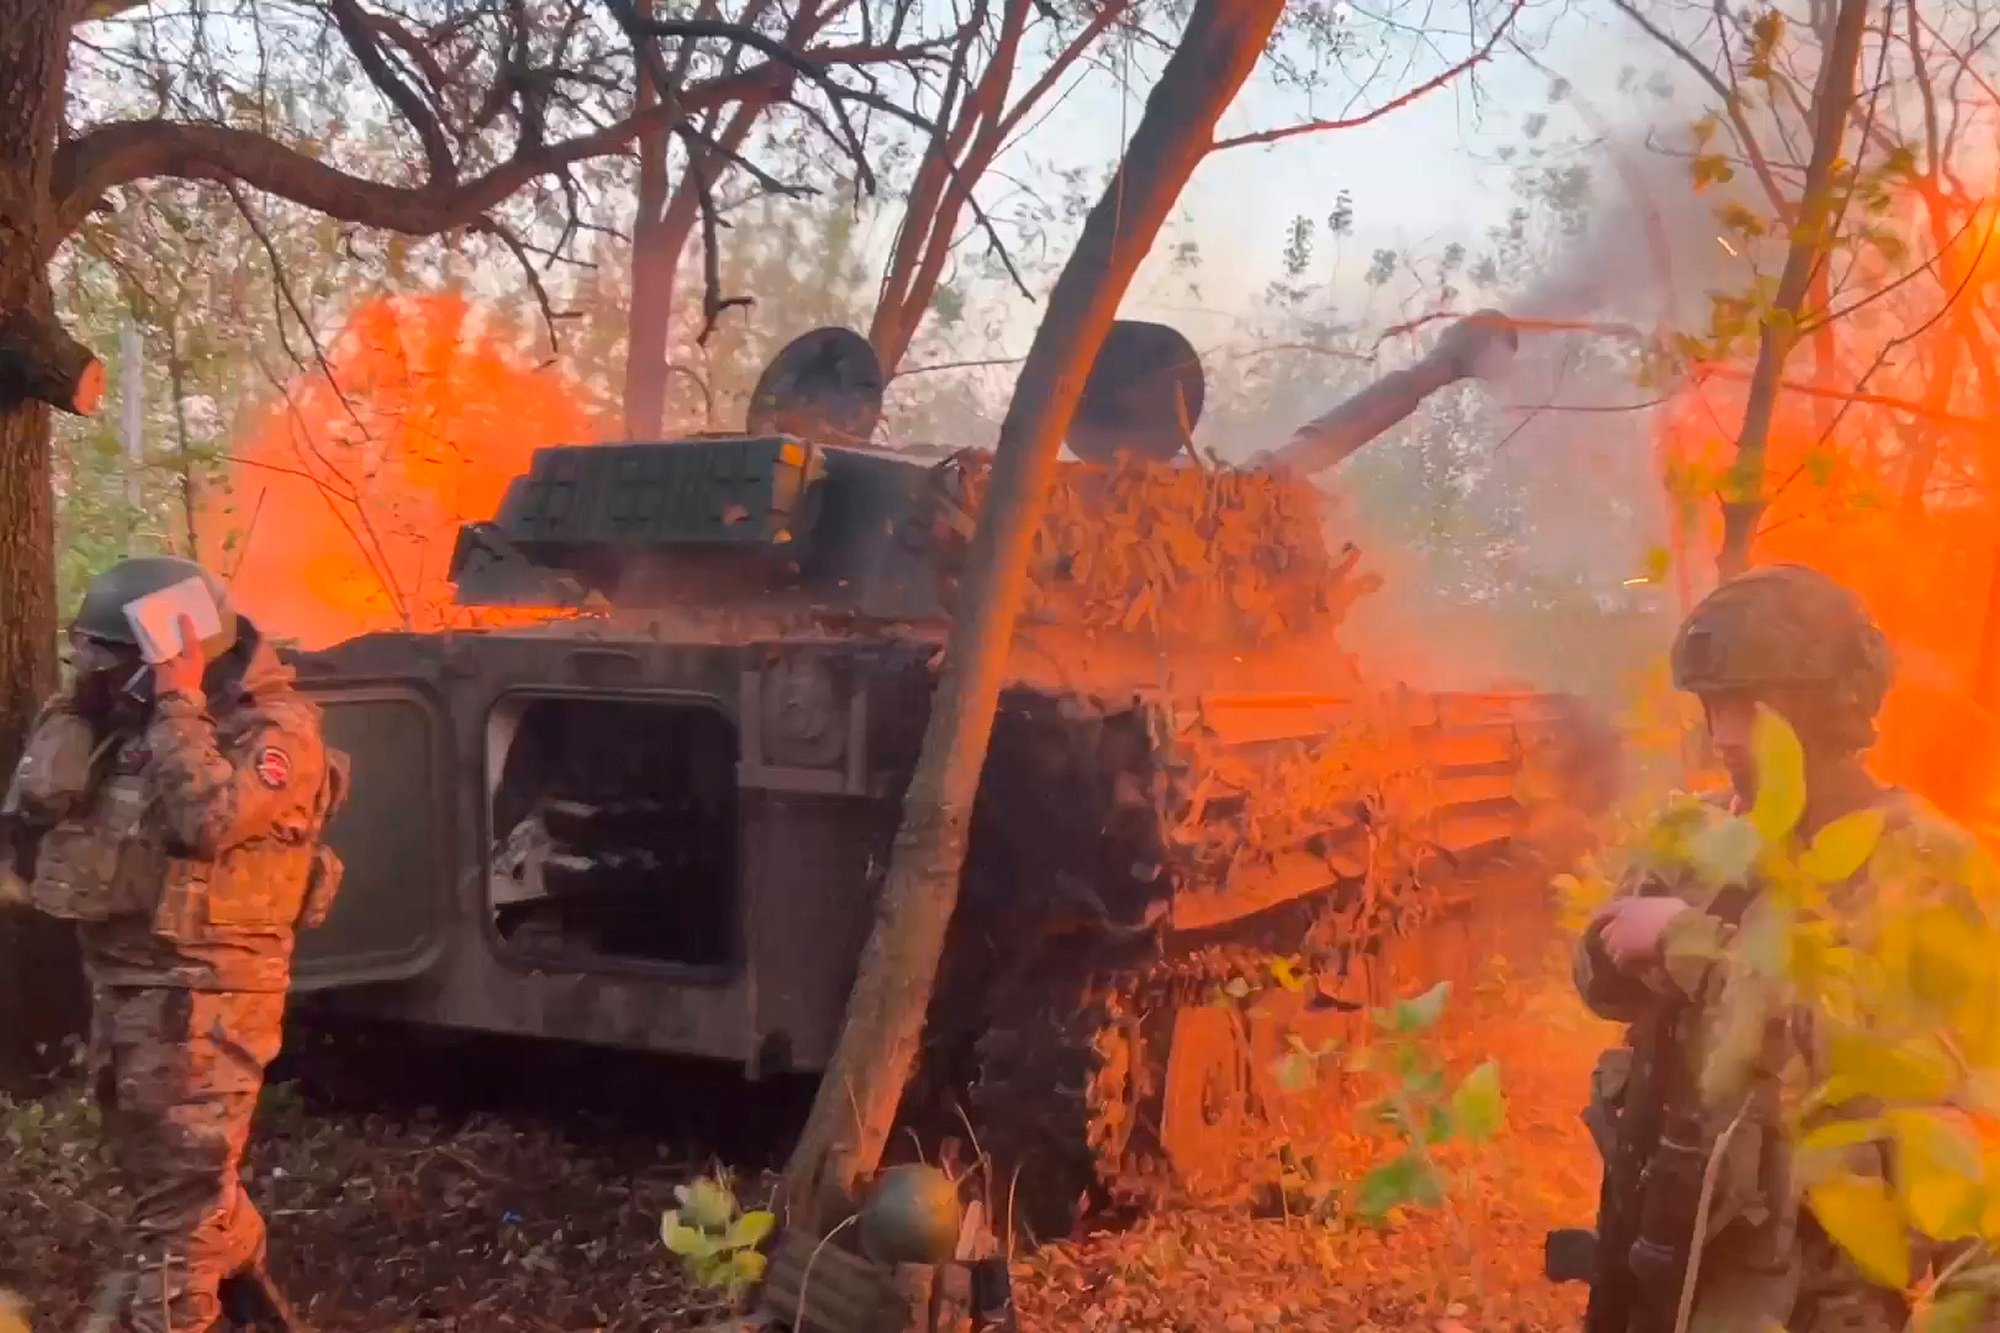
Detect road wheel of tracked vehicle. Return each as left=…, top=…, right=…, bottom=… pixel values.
left=1156, top=1003, right=1256, bottom=1201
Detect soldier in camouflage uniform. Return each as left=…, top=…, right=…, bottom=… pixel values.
left=1575, top=563, right=1988, bottom=1331
left=3, top=556, right=348, bottom=1333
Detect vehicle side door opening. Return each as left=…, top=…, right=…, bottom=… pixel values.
left=487, top=695, right=738, bottom=968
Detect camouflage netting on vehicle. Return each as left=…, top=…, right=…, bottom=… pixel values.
left=1151, top=696, right=1455, bottom=963
left=952, top=454, right=1379, bottom=650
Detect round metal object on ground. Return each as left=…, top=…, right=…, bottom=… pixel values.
left=1157, top=1002, right=1255, bottom=1199
left=746, top=326, right=886, bottom=446
left=859, top=1163, right=963, bottom=1265
left=1067, top=321, right=1206, bottom=464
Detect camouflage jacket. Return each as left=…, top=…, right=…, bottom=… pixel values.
left=1574, top=789, right=1990, bottom=1329
left=5, top=628, right=348, bottom=991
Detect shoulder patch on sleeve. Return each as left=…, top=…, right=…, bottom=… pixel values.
left=255, top=745, right=293, bottom=790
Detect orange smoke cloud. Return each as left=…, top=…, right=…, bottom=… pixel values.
left=1657, top=344, right=2000, bottom=834
left=204, top=293, right=608, bottom=648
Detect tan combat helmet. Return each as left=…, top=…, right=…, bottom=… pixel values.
left=1670, top=562, right=1893, bottom=752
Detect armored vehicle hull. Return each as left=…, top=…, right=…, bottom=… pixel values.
left=285, top=616, right=1608, bottom=1237
left=3, top=315, right=1615, bottom=1238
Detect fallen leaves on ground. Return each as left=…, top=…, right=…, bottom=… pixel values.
left=1, top=1082, right=758, bottom=1332
left=2, top=940, right=1617, bottom=1330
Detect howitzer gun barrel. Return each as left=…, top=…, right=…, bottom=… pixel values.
left=1267, top=309, right=1520, bottom=476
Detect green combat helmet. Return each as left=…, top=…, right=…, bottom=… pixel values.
left=1670, top=562, right=1893, bottom=752
left=71, top=555, right=240, bottom=660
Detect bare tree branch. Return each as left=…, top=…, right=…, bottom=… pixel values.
left=50, top=63, right=786, bottom=245
left=325, top=0, right=456, bottom=184
left=471, top=216, right=571, bottom=361
left=1213, top=0, right=1525, bottom=150
left=1607, top=0, right=1793, bottom=222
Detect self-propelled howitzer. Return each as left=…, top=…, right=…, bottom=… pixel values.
left=244, top=321, right=1614, bottom=1239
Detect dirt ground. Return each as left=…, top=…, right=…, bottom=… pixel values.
left=1, top=936, right=1615, bottom=1332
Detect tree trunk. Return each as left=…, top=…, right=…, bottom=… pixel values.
left=1716, top=0, right=1871, bottom=579
left=777, top=0, right=1287, bottom=1230
left=625, top=142, right=741, bottom=437
left=623, top=0, right=780, bottom=437
left=0, top=0, right=90, bottom=1088
left=623, top=16, right=675, bottom=441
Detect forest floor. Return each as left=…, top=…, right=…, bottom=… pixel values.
left=0, top=932, right=1615, bottom=1332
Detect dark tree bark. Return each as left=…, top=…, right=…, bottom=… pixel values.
left=1717, top=0, right=1871, bottom=579
left=0, top=0, right=90, bottom=1089
left=1, top=0, right=72, bottom=778
left=777, top=0, right=1288, bottom=1231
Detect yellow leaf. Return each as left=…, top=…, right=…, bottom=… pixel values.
left=1740, top=899, right=1792, bottom=977
left=1822, top=1027, right=1958, bottom=1106
left=1807, top=1174, right=1912, bottom=1286
left=1887, top=1110, right=1985, bottom=1240
left=1701, top=979, right=1776, bottom=1105
left=1749, top=706, right=1807, bottom=844
left=1788, top=918, right=1854, bottom=993
left=1800, top=808, right=1887, bottom=883
left=1794, top=1116, right=1885, bottom=1186
left=1906, top=907, right=1997, bottom=1024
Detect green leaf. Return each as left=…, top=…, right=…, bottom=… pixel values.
left=1449, top=1060, right=1505, bottom=1142
left=1423, top=1104, right=1456, bottom=1145
left=1807, top=1174, right=1911, bottom=1287
left=1800, top=808, right=1887, bottom=883
left=1379, top=981, right=1451, bottom=1034
left=1748, top=706, right=1807, bottom=844
left=726, top=1209, right=777, bottom=1249
left=732, top=1249, right=770, bottom=1283
left=1272, top=1051, right=1318, bottom=1094
left=1919, top=1291, right=1991, bottom=1333
left=1402, top=1065, right=1446, bottom=1102
left=1687, top=816, right=1762, bottom=884
left=679, top=1176, right=737, bottom=1232
left=1356, top=1153, right=1440, bottom=1219
left=1740, top=899, right=1792, bottom=977
left=664, top=1222, right=718, bottom=1260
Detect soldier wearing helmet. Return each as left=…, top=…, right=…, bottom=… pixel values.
left=1568, top=563, right=1990, bottom=1331
left=3, top=556, right=348, bottom=1332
